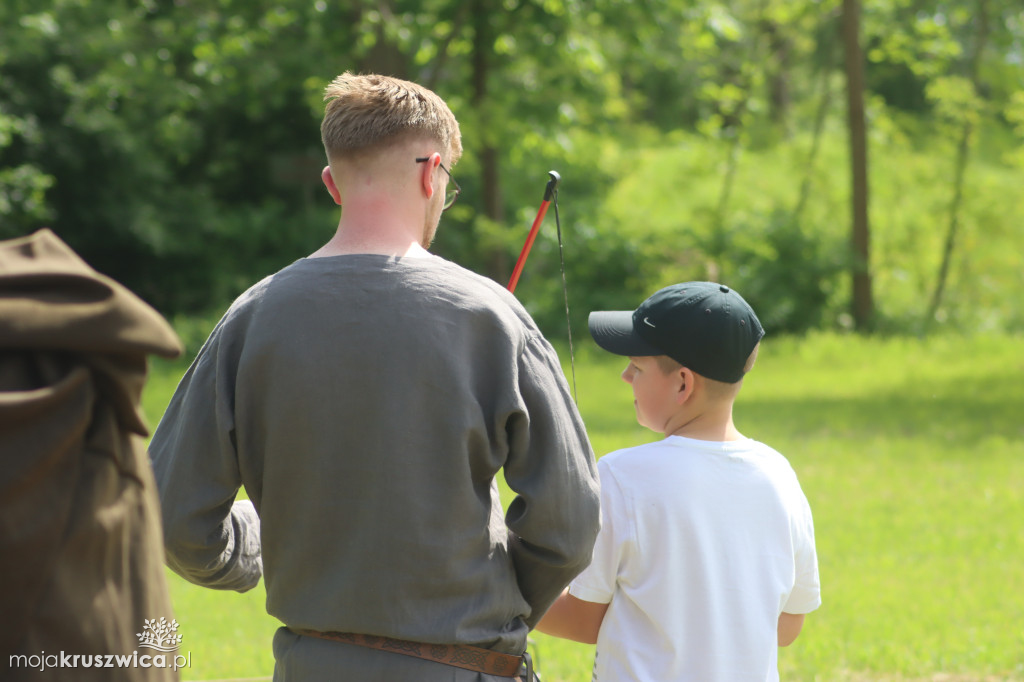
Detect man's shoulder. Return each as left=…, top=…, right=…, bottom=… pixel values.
left=215, top=270, right=282, bottom=324
left=195, top=262, right=309, bottom=347
left=411, top=257, right=545, bottom=335
left=415, top=255, right=518, bottom=300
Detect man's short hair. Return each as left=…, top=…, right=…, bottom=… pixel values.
left=321, top=72, right=462, bottom=164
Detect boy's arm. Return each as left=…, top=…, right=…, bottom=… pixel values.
left=778, top=612, right=805, bottom=646
left=535, top=589, right=610, bottom=645
left=780, top=481, right=819, bottom=647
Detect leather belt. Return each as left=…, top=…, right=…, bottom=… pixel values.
left=292, top=628, right=525, bottom=678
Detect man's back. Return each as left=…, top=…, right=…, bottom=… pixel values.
left=152, top=254, right=600, bottom=658
left=571, top=435, right=820, bottom=681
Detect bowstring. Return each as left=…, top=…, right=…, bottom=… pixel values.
left=552, top=188, right=578, bottom=405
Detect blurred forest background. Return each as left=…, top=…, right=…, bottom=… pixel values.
left=2, top=0, right=1022, bottom=340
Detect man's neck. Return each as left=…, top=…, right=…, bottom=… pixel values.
left=309, top=216, right=432, bottom=259
left=308, top=235, right=431, bottom=259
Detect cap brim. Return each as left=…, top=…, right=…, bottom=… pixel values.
left=587, top=311, right=664, bottom=357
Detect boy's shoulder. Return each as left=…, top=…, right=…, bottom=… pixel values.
left=598, top=436, right=799, bottom=481
left=596, top=438, right=692, bottom=482
left=598, top=438, right=675, bottom=467
left=603, top=435, right=784, bottom=458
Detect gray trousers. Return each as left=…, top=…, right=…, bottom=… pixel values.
left=272, top=628, right=530, bottom=682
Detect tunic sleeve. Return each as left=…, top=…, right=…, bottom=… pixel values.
left=148, top=320, right=263, bottom=592
left=502, top=334, right=601, bottom=627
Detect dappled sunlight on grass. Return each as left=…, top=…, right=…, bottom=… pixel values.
left=165, top=571, right=277, bottom=680
left=147, top=332, right=1023, bottom=681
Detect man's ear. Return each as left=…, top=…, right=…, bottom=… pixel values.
left=419, top=152, right=440, bottom=200
left=321, top=166, right=342, bottom=205
left=677, top=366, right=697, bottom=404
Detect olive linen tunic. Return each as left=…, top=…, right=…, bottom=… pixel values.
left=149, top=254, right=600, bottom=680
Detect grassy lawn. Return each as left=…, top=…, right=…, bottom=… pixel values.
left=142, top=331, right=1024, bottom=681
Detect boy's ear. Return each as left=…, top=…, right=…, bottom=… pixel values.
left=677, top=366, right=697, bottom=404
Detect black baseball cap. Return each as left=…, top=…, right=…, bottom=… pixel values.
left=588, top=282, right=764, bottom=383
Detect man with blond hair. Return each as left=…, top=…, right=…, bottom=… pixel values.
left=150, top=73, right=600, bottom=681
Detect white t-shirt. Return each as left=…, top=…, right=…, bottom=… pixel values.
left=569, top=435, right=821, bottom=682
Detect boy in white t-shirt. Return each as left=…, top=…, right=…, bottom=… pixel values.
left=536, top=281, right=821, bottom=682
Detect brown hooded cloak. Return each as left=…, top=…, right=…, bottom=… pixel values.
left=0, top=229, right=183, bottom=680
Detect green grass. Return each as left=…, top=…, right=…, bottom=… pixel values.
left=141, top=332, right=1024, bottom=681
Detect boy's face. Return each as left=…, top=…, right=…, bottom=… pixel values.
left=621, top=356, right=683, bottom=434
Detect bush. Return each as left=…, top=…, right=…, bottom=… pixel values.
left=563, top=127, right=1024, bottom=336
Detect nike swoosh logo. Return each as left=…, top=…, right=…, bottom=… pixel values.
left=643, top=317, right=656, bottom=328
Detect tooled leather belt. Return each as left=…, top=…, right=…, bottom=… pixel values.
left=291, top=628, right=526, bottom=678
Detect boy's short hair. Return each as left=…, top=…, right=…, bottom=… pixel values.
left=589, top=282, right=764, bottom=383
left=656, top=344, right=759, bottom=401
left=321, top=72, right=462, bottom=164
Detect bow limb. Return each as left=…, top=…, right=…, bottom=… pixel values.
left=507, top=171, right=561, bottom=293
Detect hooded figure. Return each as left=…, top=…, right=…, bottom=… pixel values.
left=0, top=229, right=183, bottom=681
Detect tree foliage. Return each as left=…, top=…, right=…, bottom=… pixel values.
left=1, top=0, right=1021, bottom=335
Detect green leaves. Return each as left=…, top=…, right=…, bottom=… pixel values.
left=0, top=0, right=1020, bottom=332
left=927, top=75, right=984, bottom=127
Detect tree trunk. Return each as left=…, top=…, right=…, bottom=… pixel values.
left=472, top=0, right=507, bottom=280
left=763, top=20, right=792, bottom=136
left=356, top=1, right=408, bottom=78
left=841, top=0, right=873, bottom=330
left=794, top=20, right=839, bottom=224
left=424, top=4, right=470, bottom=92
left=926, top=0, right=990, bottom=326
left=711, top=0, right=770, bottom=274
